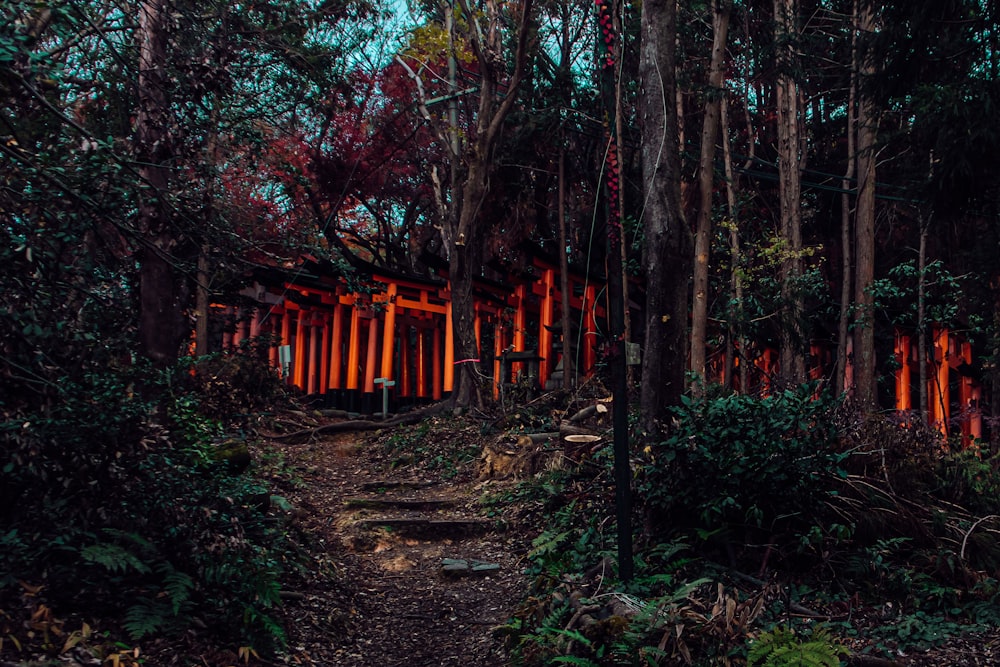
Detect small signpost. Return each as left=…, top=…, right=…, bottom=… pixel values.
left=278, top=345, right=292, bottom=381
left=374, top=377, right=395, bottom=419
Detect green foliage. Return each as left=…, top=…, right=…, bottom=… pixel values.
left=0, top=364, right=303, bottom=654
left=638, top=385, right=846, bottom=541
left=868, top=259, right=964, bottom=330
left=747, top=626, right=848, bottom=667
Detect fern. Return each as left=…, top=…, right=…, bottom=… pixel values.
left=156, top=562, right=195, bottom=615
left=748, top=626, right=848, bottom=667
left=552, top=657, right=601, bottom=666
left=81, top=542, right=151, bottom=575
left=123, top=600, right=171, bottom=640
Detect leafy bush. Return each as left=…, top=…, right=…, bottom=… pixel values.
left=0, top=364, right=300, bottom=654
left=638, top=385, right=846, bottom=543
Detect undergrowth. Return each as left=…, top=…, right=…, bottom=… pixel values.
left=499, top=385, right=1000, bottom=666
left=0, top=351, right=304, bottom=659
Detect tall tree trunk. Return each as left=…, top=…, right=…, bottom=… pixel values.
left=720, top=97, right=745, bottom=392
left=136, top=0, right=182, bottom=365
left=852, top=0, right=878, bottom=409
left=639, top=0, right=690, bottom=439
left=835, top=0, right=858, bottom=395
left=447, top=0, right=534, bottom=409
left=774, top=0, right=806, bottom=386
left=690, top=0, right=731, bottom=394
left=916, top=218, right=929, bottom=423
left=613, top=0, right=632, bottom=357
left=558, top=146, right=574, bottom=387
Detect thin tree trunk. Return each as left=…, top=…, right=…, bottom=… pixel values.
left=136, top=0, right=181, bottom=365
left=613, top=0, right=631, bottom=355
left=690, top=0, right=731, bottom=394
left=917, top=219, right=929, bottom=424
left=639, top=0, right=689, bottom=438
left=558, top=146, right=574, bottom=387
left=720, top=97, right=745, bottom=393
left=774, top=0, right=806, bottom=386
left=446, top=0, right=534, bottom=409
left=835, top=0, right=858, bottom=395
left=853, top=0, right=878, bottom=409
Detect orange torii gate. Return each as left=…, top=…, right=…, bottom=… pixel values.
left=894, top=326, right=982, bottom=446
left=213, top=254, right=608, bottom=412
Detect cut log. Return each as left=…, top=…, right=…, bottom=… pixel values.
left=567, top=403, right=610, bottom=423
left=520, top=432, right=559, bottom=445
left=559, top=421, right=603, bottom=440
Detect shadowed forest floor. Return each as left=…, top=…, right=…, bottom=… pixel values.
left=260, top=419, right=532, bottom=667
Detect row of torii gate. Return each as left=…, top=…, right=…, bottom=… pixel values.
left=218, top=254, right=607, bottom=413
left=212, top=254, right=983, bottom=444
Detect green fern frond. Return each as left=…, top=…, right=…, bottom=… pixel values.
left=155, top=562, right=195, bottom=615
left=551, top=656, right=601, bottom=666
left=748, top=626, right=848, bottom=667
left=123, top=600, right=170, bottom=639
left=81, top=542, right=151, bottom=575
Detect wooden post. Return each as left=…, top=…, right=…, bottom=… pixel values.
left=928, top=326, right=949, bottom=434
left=433, top=327, right=443, bottom=400
left=294, top=309, right=307, bottom=390
left=539, top=268, right=555, bottom=387
left=493, top=319, right=505, bottom=399
left=513, top=284, right=527, bottom=378
left=444, top=299, right=454, bottom=393
left=417, top=328, right=428, bottom=399
left=970, top=384, right=983, bottom=444
left=757, top=348, right=775, bottom=396
left=268, top=309, right=281, bottom=369
left=380, top=282, right=398, bottom=382
left=400, top=326, right=412, bottom=398
left=222, top=306, right=234, bottom=350
left=959, top=341, right=977, bottom=446
left=233, top=308, right=245, bottom=349
left=895, top=330, right=912, bottom=413
left=249, top=308, right=261, bottom=339
left=584, top=284, right=597, bottom=376
left=307, top=316, right=319, bottom=394
left=318, top=313, right=331, bottom=394
left=364, top=316, right=379, bottom=394
left=346, top=302, right=361, bottom=390
left=474, top=306, right=482, bottom=356
left=329, top=303, right=344, bottom=390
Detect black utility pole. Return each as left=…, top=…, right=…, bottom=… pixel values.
left=596, top=0, right=633, bottom=584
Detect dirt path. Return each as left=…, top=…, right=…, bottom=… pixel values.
left=268, top=428, right=532, bottom=667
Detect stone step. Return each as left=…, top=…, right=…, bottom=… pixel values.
left=359, top=480, right=440, bottom=493
left=344, top=497, right=457, bottom=511
left=440, top=558, right=501, bottom=577
left=358, top=517, right=497, bottom=538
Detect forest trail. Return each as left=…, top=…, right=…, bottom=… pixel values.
left=267, top=425, right=532, bottom=667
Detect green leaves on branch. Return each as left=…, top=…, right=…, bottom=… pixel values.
left=638, top=385, right=847, bottom=541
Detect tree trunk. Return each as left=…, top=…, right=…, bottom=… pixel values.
left=835, top=0, right=858, bottom=396
left=852, top=0, right=878, bottom=409
left=445, top=0, right=534, bottom=409
left=136, top=0, right=183, bottom=365
left=917, top=220, right=929, bottom=423
left=690, top=0, right=731, bottom=394
left=639, top=0, right=689, bottom=438
left=558, top=146, right=574, bottom=387
left=774, top=0, right=806, bottom=386
left=720, top=97, right=746, bottom=393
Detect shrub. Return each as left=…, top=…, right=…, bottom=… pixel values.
left=0, top=364, right=299, bottom=654
left=638, top=386, right=847, bottom=543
